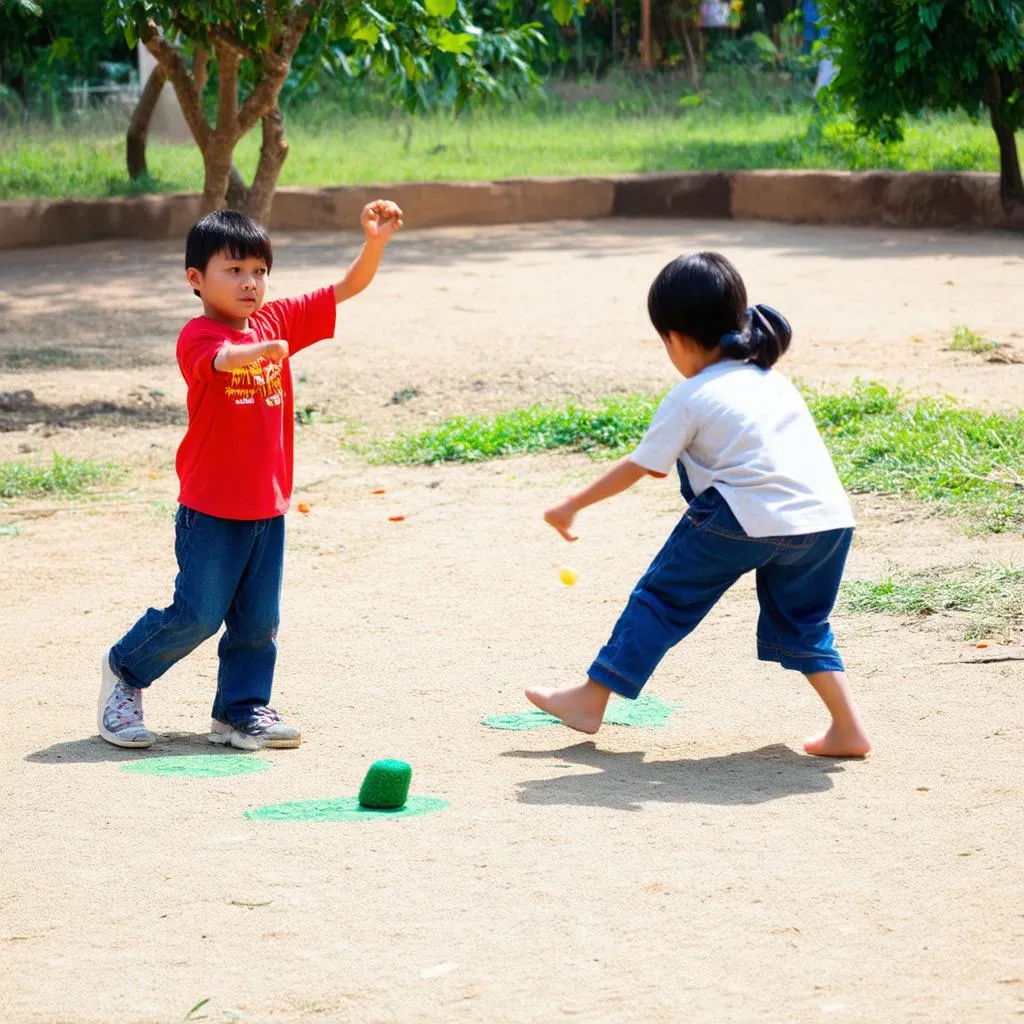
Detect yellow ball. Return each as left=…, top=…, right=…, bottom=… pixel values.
left=559, top=567, right=578, bottom=587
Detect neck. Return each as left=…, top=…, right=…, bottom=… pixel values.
left=201, top=301, right=248, bottom=332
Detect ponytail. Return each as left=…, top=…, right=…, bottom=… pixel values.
left=719, top=304, right=792, bottom=369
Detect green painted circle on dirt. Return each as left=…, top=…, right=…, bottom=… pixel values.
left=244, top=796, right=448, bottom=822
left=120, top=755, right=272, bottom=778
left=481, top=694, right=682, bottom=731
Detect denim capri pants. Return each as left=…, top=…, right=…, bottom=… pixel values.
left=588, top=468, right=853, bottom=700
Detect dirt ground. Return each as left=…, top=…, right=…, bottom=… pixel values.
left=1, top=219, right=1022, bottom=1024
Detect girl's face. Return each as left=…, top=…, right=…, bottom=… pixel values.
left=662, top=331, right=720, bottom=379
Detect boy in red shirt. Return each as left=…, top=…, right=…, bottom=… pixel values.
left=98, top=201, right=403, bottom=750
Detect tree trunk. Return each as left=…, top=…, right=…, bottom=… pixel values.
left=241, top=107, right=289, bottom=224
left=139, top=11, right=315, bottom=220
left=988, top=71, right=1024, bottom=212
left=202, top=145, right=236, bottom=213
left=680, top=21, right=702, bottom=90
left=991, top=114, right=1023, bottom=208
left=126, top=64, right=166, bottom=180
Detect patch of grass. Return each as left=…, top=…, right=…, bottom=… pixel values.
left=0, top=454, right=117, bottom=499
left=806, top=382, right=1024, bottom=533
left=947, top=325, right=999, bottom=354
left=372, top=394, right=660, bottom=464
left=841, top=565, right=1024, bottom=640
left=0, top=348, right=85, bottom=370
left=0, top=523, right=21, bottom=538
left=0, top=75, right=1018, bottom=200
left=374, top=382, right=1024, bottom=532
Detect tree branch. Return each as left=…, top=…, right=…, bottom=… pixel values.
left=126, top=64, right=166, bottom=180
left=193, top=45, right=209, bottom=99
left=140, top=22, right=210, bottom=148
left=246, top=106, right=290, bottom=223
left=213, top=37, right=241, bottom=136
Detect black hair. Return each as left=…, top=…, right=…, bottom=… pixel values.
left=647, top=251, right=791, bottom=370
left=185, top=210, right=273, bottom=297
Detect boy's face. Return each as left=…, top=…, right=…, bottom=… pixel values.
left=186, top=250, right=269, bottom=324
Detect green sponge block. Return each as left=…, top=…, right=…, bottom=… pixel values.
left=358, top=759, right=412, bottom=810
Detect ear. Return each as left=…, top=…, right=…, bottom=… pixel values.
left=186, top=267, right=203, bottom=292
left=665, top=330, right=687, bottom=348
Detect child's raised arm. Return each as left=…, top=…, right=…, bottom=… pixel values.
left=334, top=200, right=404, bottom=304
left=544, top=458, right=651, bottom=541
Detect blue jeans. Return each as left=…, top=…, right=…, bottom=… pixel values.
left=588, top=472, right=852, bottom=699
left=110, top=506, right=285, bottom=726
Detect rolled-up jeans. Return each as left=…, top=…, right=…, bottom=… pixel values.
left=588, top=481, right=852, bottom=700
left=109, top=505, right=285, bottom=726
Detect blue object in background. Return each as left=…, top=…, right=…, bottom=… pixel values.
left=802, top=0, right=829, bottom=51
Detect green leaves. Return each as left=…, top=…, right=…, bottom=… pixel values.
left=434, top=28, right=475, bottom=54
left=425, top=0, right=457, bottom=18
left=820, top=0, right=1024, bottom=185
left=549, top=0, right=580, bottom=26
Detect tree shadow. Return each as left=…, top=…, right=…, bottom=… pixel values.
left=25, top=733, right=242, bottom=765
left=504, top=741, right=848, bottom=811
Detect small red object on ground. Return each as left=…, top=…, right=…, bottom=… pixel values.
left=388, top=515, right=405, bottom=522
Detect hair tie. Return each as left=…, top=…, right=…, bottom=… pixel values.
left=720, top=330, right=745, bottom=349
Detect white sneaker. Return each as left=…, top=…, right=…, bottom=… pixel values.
left=208, top=706, right=301, bottom=750
left=98, top=650, right=155, bottom=748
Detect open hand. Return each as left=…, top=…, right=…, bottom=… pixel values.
left=361, top=200, right=404, bottom=243
left=544, top=501, right=578, bottom=542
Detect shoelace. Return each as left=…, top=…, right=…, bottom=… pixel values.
left=250, top=706, right=281, bottom=729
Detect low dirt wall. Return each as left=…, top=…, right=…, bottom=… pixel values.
left=0, top=171, right=1017, bottom=250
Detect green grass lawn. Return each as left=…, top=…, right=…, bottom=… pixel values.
left=0, top=454, right=118, bottom=499
left=841, top=565, right=1024, bottom=641
left=0, top=88, right=1013, bottom=200
left=370, top=382, right=1024, bottom=534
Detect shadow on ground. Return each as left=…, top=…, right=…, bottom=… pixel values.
left=26, top=733, right=240, bottom=764
left=0, top=389, right=184, bottom=431
left=505, top=741, right=846, bottom=809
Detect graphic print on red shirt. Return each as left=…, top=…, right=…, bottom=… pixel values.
left=175, top=286, right=336, bottom=520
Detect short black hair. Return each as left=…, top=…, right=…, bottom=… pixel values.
left=185, top=210, right=273, bottom=296
left=647, top=251, right=791, bottom=369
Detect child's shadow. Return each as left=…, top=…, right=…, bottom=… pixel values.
left=25, top=733, right=232, bottom=765
left=504, top=742, right=845, bottom=811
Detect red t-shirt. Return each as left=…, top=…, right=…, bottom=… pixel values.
left=175, top=286, right=336, bottom=520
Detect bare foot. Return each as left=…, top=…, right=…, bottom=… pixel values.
left=525, top=680, right=611, bottom=735
left=803, top=724, right=871, bottom=758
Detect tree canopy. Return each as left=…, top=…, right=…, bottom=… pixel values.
left=103, top=0, right=568, bottom=219
left=820, top=0, right=1024, bottom=206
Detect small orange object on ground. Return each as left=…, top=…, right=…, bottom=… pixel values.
left=388, top=515, right=405, bottom=522
left=975, top=641, right=990, bottom=648
left=297, top=502, right=311, bottom=515
left=371, top=489, right=387, bottom=495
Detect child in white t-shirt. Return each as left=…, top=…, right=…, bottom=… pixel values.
left=529, top=251, right=870, bottom=757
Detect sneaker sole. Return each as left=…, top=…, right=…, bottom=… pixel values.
left=208, top=720, right=301, bottom=753
left=97, top=650, right=155, bottom=749
left=208, top=726, right=300, bottom=751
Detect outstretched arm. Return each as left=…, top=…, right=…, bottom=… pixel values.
left=214, top=339, right=288, bottom=372
left=543, top=458, right=651, bottom=541
left=334, top=200, right=404, bottom=304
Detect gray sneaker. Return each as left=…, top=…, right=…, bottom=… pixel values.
left=98, top=651, right=155, bottom=748
left=208, top=707, right=301, bottom=751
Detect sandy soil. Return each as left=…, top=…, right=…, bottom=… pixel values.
left=1, top=220, right=1022, bottom=1024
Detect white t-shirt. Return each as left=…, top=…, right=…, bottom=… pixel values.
left=630, top=361, right=854, bottom=538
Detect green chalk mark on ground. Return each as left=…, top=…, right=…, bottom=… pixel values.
left=121, top=755, right=272, bottom=778
left=604, top=694, right=682, bottom=727
left=244, top=796, right=448, bottom=822
left=481, top=709, right=560, bottom=730
left=481, top=694, right=681, bottom=731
